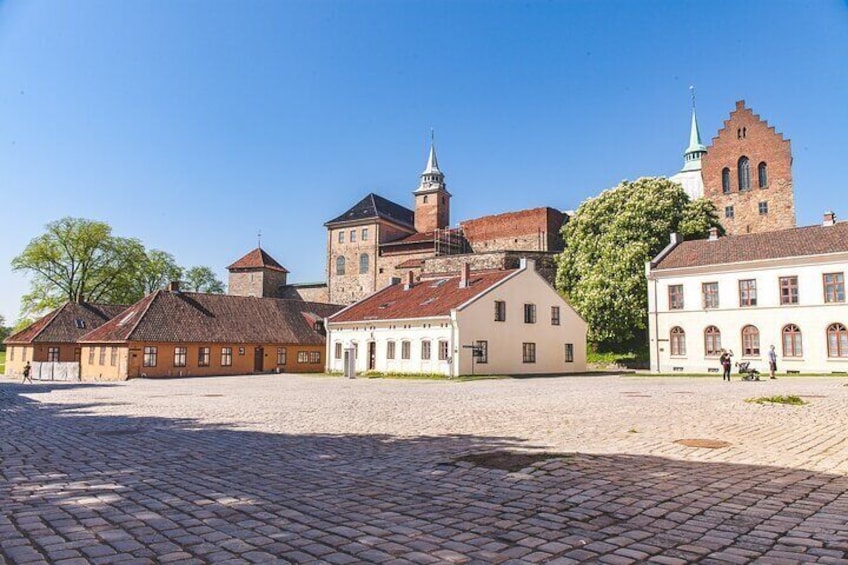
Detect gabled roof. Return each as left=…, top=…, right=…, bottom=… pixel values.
left=330, top=270, right=516, bottom=323
left=5, top=302, right=128, bottom=345
left=79, top=291, right=342, bottom=345
left=380, top=231, right=436, bottom=248
left=653, top=222, right=848, bottom=271
left=325, top=193, right=415, bottom=229
left=227, top=248, right=289, bottom=273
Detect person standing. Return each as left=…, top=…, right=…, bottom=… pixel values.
left=720, top=349, right=733, bottom=381
left=22, top=361, right=32, bottom=384
left=768, top=345, right=778, bottom=379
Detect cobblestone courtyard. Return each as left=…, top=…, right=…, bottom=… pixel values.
left=2, top=374, right=848, bottom=564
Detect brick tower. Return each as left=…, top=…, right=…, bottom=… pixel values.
left=413, top=138, right=451, bottom=233
left=701, top=100, right=795, bottom=235
left=227, top=247, right=289, bottom=298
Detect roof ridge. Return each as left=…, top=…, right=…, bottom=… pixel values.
left=125, top=291, right=162, bottom=341
left=29, top=303, right=68, bottom=342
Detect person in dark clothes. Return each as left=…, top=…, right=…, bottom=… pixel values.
left=720, top=349, right=733, bottom=381
left=768, top=345, right=778, bottom=379
left=22, top=361, right=32, bottom=384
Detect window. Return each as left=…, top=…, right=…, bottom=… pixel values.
left=438, top=340, right=449, bottom=361
left=221, top=347, right=233, bottom=367
left=336, top=256, right=346, bottom=275
left=524, top=304, right=536, bottom=324
left=238, top=346, right=245, bottom=356
left=99, top=347, right=106, bottom=366
left=668, top=285, right=684, bottom=310
left=758, top=162, right=768, bottom=188
left=758, top=201, right=769, bottom=215
left=387, top=341, right=396, bottom=360
left=88, top=347, right=95, bottom=365
left=742, top=325, right=760, bottom=356
left=551, top=306, right=560, bottom=326
left=670, top=327, right=686, bottom=356
left=297, top=351, right=309, bottom=363
left=522, top=343, right=536, bottom=363
left=8, top=347, right=13, bottom=361
left=75, top=319, right=86, bottom=329
left=334, top=342, right=342, bottom=360
left=309, top=351, right=320, bottom=364
left=361, top=228, right=368, bottom=241
left=423, top=195, right=428, bottom=203
left=277, top=347, right=287, bottom=365
left=359, top=253, right=369, bottom=274
left=565, top=343, right=574, bottom=363
left=421, top=340, right=431, bottom=360
left=827, top=323, right=848, bottom=358
left=198, top=347, right=211, bottom=367
left=704, top=326, right=721, bottom=357
left=702, top=282, right=719, bottom=309
left=143, top=346, right=158, bottom=367
left=722, top=168, right=731, bottom=193
left=494, top=300, right=506, bottom=322
left=350, top=230, right=356, bottom=242
left=779, top=276, right=799, bottom=305
left=174, top=347, right=187, bottom=367
left=739, top=279, right=757, bottom=307
left=47, top=347, right=60, bottom=362
left=782, top=325, right=802, bottom=358
left=338, top=231, right=344, bottom=244
left=725, top=206, right=734, bottom=219
left=401, top=341, right=411, bottom=360
left=824, top=273, right=845, bottom=303
left=110, top=347, right=117, bottom=367
left=475, top=340, right=488, bottom=364
left=738, top=156, right=751, bottom=191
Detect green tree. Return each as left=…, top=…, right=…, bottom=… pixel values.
left=0, top=315, right=9, bottom=350
left=556, top=177, right=723, bottom=349
left=12, top=218, right=147, bottom=316
left=183, top=266, right=225, bottom=293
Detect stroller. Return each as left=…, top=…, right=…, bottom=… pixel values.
left=736, top=361, right=761, bottom=381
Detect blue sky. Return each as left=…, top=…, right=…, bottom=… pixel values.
left=1, top=1, right=847, bottom=322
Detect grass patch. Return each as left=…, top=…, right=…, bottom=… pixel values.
left=0, top=351, right=5, bottom=373
left=587, top=346, right=649, bottom=369
left=745, top=395, right=808, bottom=406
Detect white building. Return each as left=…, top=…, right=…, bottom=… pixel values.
left=326, top=259, right=587, bottom=376
left=646, top=214, right=848, bottom=374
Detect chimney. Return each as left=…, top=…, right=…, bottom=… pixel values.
left=708, top=227, right=719, bottom=241
left=403, top=271, right=415, bottom=291
left=168, top=281, right=181, bottom=292
left=823, top=211, right=837, bottom=227
left=670, top=232, right=681, bottom=245
left=459, top=263, right=470, bottom=289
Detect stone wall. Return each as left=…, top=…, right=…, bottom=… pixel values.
left=228, top=269, right=288, bottom=299
left=461, top=207, right=565, bottom=253
left=422, top=251, right=559, bottom=286
left=702, top=100, right=795, bottom=235
left=279, top=284, right=330, bottom=304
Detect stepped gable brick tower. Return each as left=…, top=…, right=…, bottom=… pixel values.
left=701, top=100, right=795, bottom=235
left=413, top=138, right=451, bottom=233
left=227, top=247, right=289, bottom=298
left=670, top=88, right=707, bottom=200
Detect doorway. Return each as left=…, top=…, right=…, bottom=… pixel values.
left=254, top=347, right=264, bottom=372
left=368, top=342, right=376, bottom=371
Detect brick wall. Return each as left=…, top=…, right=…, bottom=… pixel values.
left=414, top=190, right=450, bottom=233
left=461, top=208, right=565, bottom=252
left=228, top=269, right=289, bottom=298
left=702, top=100, right=795, bottom=235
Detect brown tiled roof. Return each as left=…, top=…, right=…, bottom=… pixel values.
left=654, top=222, right=848, bottom=270
left=227, top=248, right=289, bottom=273
left=395, top=258, right=426, bottom=269
left=330, top=270, right=516, bottom=322
left=380, top=232, right=435, bottom=247
left=5, top=302, right=128, bottom=345
left=79, top=291, right=342, bottom=345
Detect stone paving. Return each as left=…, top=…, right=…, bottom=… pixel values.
left=1, top=374, right=848, bottom=564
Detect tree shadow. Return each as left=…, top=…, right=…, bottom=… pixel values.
left=1, top=383, right=846, bottom=564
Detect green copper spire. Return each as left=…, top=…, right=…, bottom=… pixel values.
left=683, top=86, right=706, bottom=169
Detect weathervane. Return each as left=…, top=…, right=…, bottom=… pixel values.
left=257, top=230, right=262, bottom=249
left=690, top=85, right=696, bottom=111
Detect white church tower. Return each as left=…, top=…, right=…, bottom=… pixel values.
left=670, top=87, right=707, bottom=200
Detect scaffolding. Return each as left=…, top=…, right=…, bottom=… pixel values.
left=434, top=227, right=471, bottom=256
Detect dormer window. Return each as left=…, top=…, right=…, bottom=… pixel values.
left=75, top=319, right=86, bottom=329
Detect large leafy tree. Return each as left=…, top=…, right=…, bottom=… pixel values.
left=0, top=315, right=9, bottom=350
left=183, top=266, right=225, bottom=293
left=556, top=177, right=723, bottom=349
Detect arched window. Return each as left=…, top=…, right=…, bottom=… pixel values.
left=738, top=156, right=751, bottom=191
left=704, top=326, right=721, bottom=356
left=423, top=195, right=428, bottom=203
left=359, top=253, right=369, bottom=274
left=758, top=162, right=768, bottom=188
left=827, top=323, right=848, bottom=358
left=336, top=256, right=346, bottom=275
left=742, top=325, right=760, bottom=356
left=670, top=327, right=686, bottom=356
left=722, top=168, right=731, bottom=194
left=782, top=324, right=802, bottom=358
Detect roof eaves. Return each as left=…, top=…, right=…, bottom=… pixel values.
left=455, top=269, right=523, bottom=313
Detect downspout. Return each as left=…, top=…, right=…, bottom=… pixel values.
left=450, top=310, right=459, bottom=378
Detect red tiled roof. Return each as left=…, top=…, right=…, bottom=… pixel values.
left=380, top=232, right=436, bottom=247
left=5, top=302, right=128, bottom=345
left=79, top=291, right=341, bottom=345
left=227, top=248, right=289, bottom=273
left=395, top=258, right=426, bottom=269
left=330, top=270, right=516, bottom=322
left=654, top=222, right=848, bottom=270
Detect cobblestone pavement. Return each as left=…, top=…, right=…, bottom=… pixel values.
left=2, top=374, right=848, bottom=564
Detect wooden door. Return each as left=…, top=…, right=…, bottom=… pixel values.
left=254, top=347, right=264, bottom=372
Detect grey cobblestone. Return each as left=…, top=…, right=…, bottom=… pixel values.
left=1, top=375, right=848, bottom=563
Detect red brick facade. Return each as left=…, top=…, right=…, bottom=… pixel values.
left=460, top=207, right=565, bottom=252
left=701, top=100, right=795, bottom=235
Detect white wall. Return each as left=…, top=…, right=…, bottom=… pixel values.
left=648, top=254, right=848, bottom=374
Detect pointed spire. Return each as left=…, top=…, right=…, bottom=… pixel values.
left=683, top=86, right=706, bottom=167
left=422, top=129, right=441, bottom=175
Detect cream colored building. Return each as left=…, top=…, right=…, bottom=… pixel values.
left=326, top=259, right=587, bottom=376
left=647, top=215, right=848, bottom=374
